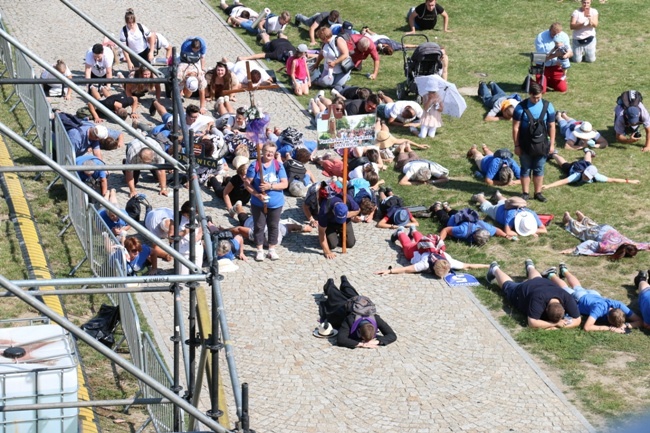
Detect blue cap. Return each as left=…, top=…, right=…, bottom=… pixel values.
left=626, top=106, right=641, bottom=125
left=333, top=202, right=348, bottom=224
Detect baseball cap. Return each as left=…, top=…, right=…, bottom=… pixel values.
left=626, top=106, right=641, bottom=125
left=333, top=202, right=348, bottom=224
left=92, top=124, right=108, bottom=139
left=297, top=44, right=308, bottom=53
left=186, top=76, right=199, bottom=92
left=342, top=21, right=353, bottom=31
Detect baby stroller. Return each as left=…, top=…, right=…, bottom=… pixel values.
left=396, top=34, right=444, bottom=100
left=523, top=52, right=547, bottom=92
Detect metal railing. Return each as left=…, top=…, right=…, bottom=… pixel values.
left=0, top=12, right=244, bottom=431
left=142, top=333, right=176, bottom=433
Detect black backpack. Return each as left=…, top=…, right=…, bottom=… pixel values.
left=180, top=51, right=201, bottom=64
left=519, top=99, right=550, bottom=157
left=617, top=90, right=643, bottom=110
left=283, top=159, right=307, bottom=185
left=570, top=160, right=591, bottom=174
left=493, top=148, right=513, bottom=160
left=125, top=194, right=152, bottom=223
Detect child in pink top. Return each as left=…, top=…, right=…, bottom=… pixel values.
left=286, top=44, right=311, bottom=96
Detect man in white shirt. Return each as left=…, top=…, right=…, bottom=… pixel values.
left=84, top=44, right=114, bottom=97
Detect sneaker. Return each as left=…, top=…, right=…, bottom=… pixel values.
left=470, top=192, right=485, bottom=204
left=442, top=202, right=451, bottom=212
left=634, top=270, right=648, bottom=289
left=409, top=126, right=419, bottom=135
left=330, top=88, right=345, bottom=100
left=148, top=101, right=157, bottom=116
left=541, top=267, right=557, bottom=279
left=408, top=225, right=416, bottom=237
left=486, top=261, right=499, bottom=284
left=294, top=15, right=300, bottom=26
left=390, top=226, right=405, bottom=243
left=317, top=90, right=325, bottom=100
left=558, top=263, right=568, bottom=279
left=489, top=190, right=504, bottom=204
left=430, top=201, right=443, bottom=213
left=255, top=250, right=265, bottom=262
left=583, top=148, right=596, bottom=158
left=534, top=192, right=547, bottom=202
left=267, top=249, right=280, bottom=261
left=521, top=192, right=530, bottom=201
left=228, top=206, right=237, bottom=218
left=524, top=259, right=535, bottom=274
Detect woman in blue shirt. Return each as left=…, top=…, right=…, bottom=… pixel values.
left=245, top=143, right=288, bottom=261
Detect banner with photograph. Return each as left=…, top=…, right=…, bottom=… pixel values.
left=316, top=109, right=376, bottom=149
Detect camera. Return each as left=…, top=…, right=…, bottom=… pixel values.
left=555, top=45, right=568, bottom=57
left=633, top=131, right=642, bottom=139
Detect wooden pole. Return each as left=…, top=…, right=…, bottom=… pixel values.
left=341, top=148, right=349, bottom=254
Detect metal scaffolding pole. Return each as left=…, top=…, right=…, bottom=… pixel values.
left=58, top=0, right=163, bottom=77
left=0, top=275, right=230, bottom=433
left=0, top=27, right=183, bottom=170
left=0, top=121, right=200, bottom=273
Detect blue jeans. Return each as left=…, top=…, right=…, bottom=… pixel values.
left=312, top=67, right=351, bottom=89
left=519, top=153, right=547, bottom=177
left=558, top=117, right=577, bottom=138
left=562, top=285, right=600, bottom=302
left=478, top=82, right=507, bottom=109
left=240, top=20, right=259, bottom=35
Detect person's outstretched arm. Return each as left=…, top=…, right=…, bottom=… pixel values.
left=375, top=315, right=397, bottom=346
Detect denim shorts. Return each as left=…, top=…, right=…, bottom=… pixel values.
left=519, top=153, right=547, bottom=177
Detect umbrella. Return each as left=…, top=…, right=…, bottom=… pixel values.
left=414, top=74, right=467, bottom=118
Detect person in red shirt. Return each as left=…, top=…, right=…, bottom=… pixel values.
left=346, top=34, right=380, bottom=80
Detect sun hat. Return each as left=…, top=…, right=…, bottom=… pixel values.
left=514, top=211, right=538, bottom=237
left=582, top=165, right=599, bottom=180
left=375, top=130, right=398, bottom=149
left=392, top=208, right=410, bottom=226
left=313, top=321, right=339, bottom=338
left=92, top=125, right=108, bottom=139
left=573, top=121, right=598, bottom=140
left=232, top=155, right=249, bottom=170
left=186, top=76, right=199, bottom=92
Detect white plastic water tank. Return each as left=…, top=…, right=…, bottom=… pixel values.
left=0, top=324, right=78, bottom=433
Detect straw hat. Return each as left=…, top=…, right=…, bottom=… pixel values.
left=375, top=130, right=398, bottom=149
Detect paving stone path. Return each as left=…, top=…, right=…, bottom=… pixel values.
left=0, top=0, right=594, bottom=431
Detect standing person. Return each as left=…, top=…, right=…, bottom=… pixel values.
left=119, top=8, right=155, bottom=70
left=512, top=81, right=556, bottom=202
left=245, top=143, right=288, bottom=261
left=418, top=90, right=443, bottom=138
left=84, top=43, right=114, bottom=97
left=485, top=260, right=582, bottom=330
left=406, top=0, right=450, bottom=34
left=534, top=23, right=572, bottom=93
left=287, top=44, right=311, bottom=96
left=311, top=27, right=351, bottom=89
left=570, top=0, right=598, bottom=63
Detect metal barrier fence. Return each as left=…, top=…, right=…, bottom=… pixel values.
left=0, top=16, right=242, bottom=431
left=88, top=206, right=146, bottom=373
left=142, top=333, right=176, bottom=433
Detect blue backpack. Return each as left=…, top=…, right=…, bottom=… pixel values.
left=450, top=208, right=480, bottom=226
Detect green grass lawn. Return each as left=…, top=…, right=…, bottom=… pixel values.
left=208, top=0, right=650, bottom=426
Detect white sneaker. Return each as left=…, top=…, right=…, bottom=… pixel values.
left=317, top=90, right=325, bottom=100
left=255, top=250, right=265, bottom=261
left=330, top=88, right=345, bottom=100
left=215, top=97, right=225, bottom=106
left=267, top=250, right=279, bottom=260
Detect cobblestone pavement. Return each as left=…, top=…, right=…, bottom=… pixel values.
left=0, top=0, right=594, bottom=431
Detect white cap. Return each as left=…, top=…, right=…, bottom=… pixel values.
left=186, top=76, right=199, bottom=92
